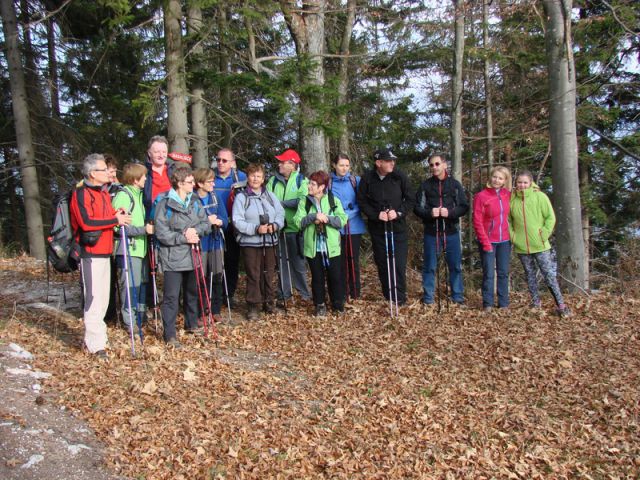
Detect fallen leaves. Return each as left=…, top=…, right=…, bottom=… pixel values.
left=1, top=258, right=639, bottom=478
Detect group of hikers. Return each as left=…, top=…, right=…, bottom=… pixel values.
left=67, top=135, right=570, bottom=359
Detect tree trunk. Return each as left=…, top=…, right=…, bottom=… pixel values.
left=164, top=0, right=190, bottom=154
left=187, top=1, right=208, bottom=168
left=451, top=0, right=465, bottom=181
left=482, top=0, right=494, bottom=169
left=337, top=0, right=357, bottom=157
left=47, top=18, right=60, bottom=119
left=542, top=0, right=587, bottom=291
left=281, top=0, right=327, bottom=174
left=0, top=0, right=46, bottom=259
left=218, top=4, right=233, bottom=148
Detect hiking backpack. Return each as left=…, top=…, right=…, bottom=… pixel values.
left=46, top=191, right=79, bottom=273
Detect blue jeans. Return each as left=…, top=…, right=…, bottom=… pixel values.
left=480, top=241, right=511, bottom=308
left=422, top=231, right=464, bottom=304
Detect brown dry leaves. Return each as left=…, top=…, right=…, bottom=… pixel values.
left=1, top=258, right=639, bottom=478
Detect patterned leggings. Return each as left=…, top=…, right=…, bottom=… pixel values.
left=518, top=250, right=565, bottom=307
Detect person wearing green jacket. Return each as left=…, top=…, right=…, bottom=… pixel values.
left=293, top=170, right=348, bottom=317
left=112, top=163, right=154, bottom=333
left=266, top=149, right=312, bottom=304
left=509, top=171, right=570, bottom=317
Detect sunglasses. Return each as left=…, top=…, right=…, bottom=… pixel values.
left=429, top=162, right=442, bottom=167
left=217, top=158, right=230, bottom=164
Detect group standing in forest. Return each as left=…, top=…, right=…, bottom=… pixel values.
left=67, top=141, right=571, bottom=359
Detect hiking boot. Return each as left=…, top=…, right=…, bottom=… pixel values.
left=94, top=350, right=108, bottom=361
left=556, top=305, right=571, bottom=318
left=246, top=304, right=260, bottom=321
left=483, top=306, right=492, bottom=313
left=125, top=323, right=141, bottom=335
left=276, top=298, right=290, bottom=310
left=315, top=304, right=327, bottom=317
left=166, top=338, right=182, bottom=349
left=263, top=302, right=276, bottom=314
left=185, top=327, right=204, bottom=336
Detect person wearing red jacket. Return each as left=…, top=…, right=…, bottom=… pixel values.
left=472, top=166, right=512, bottom=311
left=70, top=154, right=131, bottom=359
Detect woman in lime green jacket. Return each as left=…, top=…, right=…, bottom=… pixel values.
left=509, top=171, right=569, bottom=316
left=293, top=170, right=348, bottom=317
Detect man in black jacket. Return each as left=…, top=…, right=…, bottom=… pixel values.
left=357, top=148, right=414, bottom=306
left=414, top=154, right=469, bottom=305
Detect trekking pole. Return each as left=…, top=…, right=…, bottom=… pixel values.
left=383, top=221, right=394, bottom=318
left=389, top=220, right=399, bottom=317
left=120, top=226, right=137, bottom=357
left=218, top=228, right=232, bottom=323
left=281, top=230, right=294, bottom=298
left=125, top=245, right=144, bottom=345
left=271, top=227, right=287, bottom=315
left=435, top=215, right=442, bottom=313
left=441, top=218, right=450, bottom=311
left=344, top=221, right=358, bottom=300
left=191, top=244, right=218, bottom=342
left=148, top=235, right=161, bottom=336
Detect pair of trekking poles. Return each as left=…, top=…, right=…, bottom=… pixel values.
left=190, top=225, right=234, bottom=343
left=261, top=219, right=290, bottom=315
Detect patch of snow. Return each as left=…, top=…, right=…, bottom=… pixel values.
left=6, top=367, right=51, bottom=379
left=20, top=454, right=44, bottom=469
left=8, top=343, right=34, bottom=360
left=67, top=444, right=91, bottom=455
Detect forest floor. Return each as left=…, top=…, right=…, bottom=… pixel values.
left=0, top=255, right=639, bottom=479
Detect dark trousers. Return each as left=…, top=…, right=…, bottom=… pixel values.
left=479, top=241, right=511, bottom=308
left=341, top=233, right=362, bottom=299
left=371, top=227, right=408, bottom=304
left=161, top=270, right=198, bottom=341
left=243, top=245, right=277, bottom=306
left=224, top=227, right=241, bottom=299
left=105, top=256, right=118, bottom=322
left=307, top=253, right=345, bottom=311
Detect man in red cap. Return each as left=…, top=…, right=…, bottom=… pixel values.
left=266, top=149, right=312, bottom=304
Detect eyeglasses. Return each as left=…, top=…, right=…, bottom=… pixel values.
left=429, top=162, right=441, bottom=167
left=182, top=180, right=195, bottom=185
left=217, top=158, right=230, bottom=164
left=92, top=168, right=108, bottom=172
left=205, top=179, right=215, bottom=184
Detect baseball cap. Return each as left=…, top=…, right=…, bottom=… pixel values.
left=373, top=148, right=398, bottom=161
left=275, top=149, right=301, bottom=164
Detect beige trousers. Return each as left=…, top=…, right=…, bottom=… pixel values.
left=80, top=257, right=110, bottom=353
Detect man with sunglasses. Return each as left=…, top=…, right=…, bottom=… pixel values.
left=414, top=153, right=469, bottom=306
left=357, top=148, right=414, bottom=307
left=211, top=148, right=247, bottom=307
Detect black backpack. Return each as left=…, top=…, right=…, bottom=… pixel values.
left=46, top=191, right=79, bottom=273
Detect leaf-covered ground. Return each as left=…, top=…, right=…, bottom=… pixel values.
left=1, top=256, right=639, bottom=479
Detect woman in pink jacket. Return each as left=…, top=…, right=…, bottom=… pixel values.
left=473, top=166, right=512, bottom=311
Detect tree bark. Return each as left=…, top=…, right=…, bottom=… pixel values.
left=164, top=0, right=190, bottom=154
left=451, top=0, right=465, bottom=181
left=218, top=4, right=233, bottom=148
left=542, top=0, right=587, bottom=291
left=482, top=0, right=494, bottom=169
left=0, top=0, right=46, bottom=260
left=337, top=0, right=357, bottom=157
left=187, top=1, right=208, bottom=168
left=281, top=0, right=327, bottom=174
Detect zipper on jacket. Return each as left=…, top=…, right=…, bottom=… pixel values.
left=497, top=189, right=503, bottom=243
left=521, top=193, right=530, bottom=254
